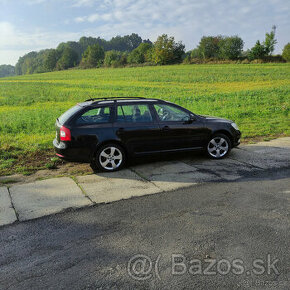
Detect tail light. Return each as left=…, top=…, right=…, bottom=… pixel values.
left=60, top=126, right=71, bottom=141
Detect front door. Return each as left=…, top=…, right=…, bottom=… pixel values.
left=153, top=103, right=206, bottom=151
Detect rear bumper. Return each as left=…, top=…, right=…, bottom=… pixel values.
left=53, top=139, right=74, bottom=160
left=53, top=139, right=91, bottom=162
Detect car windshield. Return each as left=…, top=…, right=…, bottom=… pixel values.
left=58, top=105, right=82, bottom=124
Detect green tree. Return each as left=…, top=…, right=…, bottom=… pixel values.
left=119, top=52, right=128, bottom=66
left=152, top=34, right=185, bottom=65
left=190, top=48, right=202, bottom=59
left=15, top=51, right=35, bottom=74
left=104, top=50, right=122, bottom=67
left=108, top=33, right=143, bottom=51
left=282, top=43, right=290, bottom=62
left=248, top=26, right=277, bottom=60
left=127, top=42, right=152, bottom=64
left=56, top=47, right=78, bottom=70
left=197, top=36, right=222, bottom=59
left=78, top=36, right=104, bottom=53
left=0, top=65, right=15, bottom=78
left=80, top=44, right=105, bottom=68
left=248, top=40, right=266, bottom=60
left=263, top=25, right=277, bottom=55
left=218, top=36, right=244, bottom=60
left=43, top=49, right=59, bottom=71
left=124, top=33, right=143, bottom=50
left=145, top=47, right=154, bottom=63
left=57, top=42, right=82, bottom=62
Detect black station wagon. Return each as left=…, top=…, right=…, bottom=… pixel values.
left=53, top=97, right=241, bottom=172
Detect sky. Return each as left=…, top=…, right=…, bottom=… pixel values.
left=0, top=0, right=289, bottom=65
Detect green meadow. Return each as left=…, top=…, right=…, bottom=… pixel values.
left=0, top=63, right=289, bottom=175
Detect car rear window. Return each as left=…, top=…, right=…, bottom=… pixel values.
left=58, top=105, right=83, bottom=125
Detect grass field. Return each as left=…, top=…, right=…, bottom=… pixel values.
left=0, top=63, right=289, bottom=175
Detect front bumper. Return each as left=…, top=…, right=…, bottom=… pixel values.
left=233, top=131, right=241, bottom=147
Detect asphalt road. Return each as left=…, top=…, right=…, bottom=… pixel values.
left=0, top=167, right=289, bottom=290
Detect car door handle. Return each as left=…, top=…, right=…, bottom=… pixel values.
left=162, top=126, right=170, bottom=131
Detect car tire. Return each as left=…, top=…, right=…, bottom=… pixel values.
left=92, top=143, right=126, bottom=172
left=206, top=134, right=231, bottom=159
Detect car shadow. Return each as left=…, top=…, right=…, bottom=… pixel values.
left=89, top=145, right=290, bottom=185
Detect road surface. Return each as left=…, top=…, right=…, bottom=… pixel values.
left=0, top=167, right=289, bottom=289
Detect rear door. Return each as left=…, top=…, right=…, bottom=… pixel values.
left=153, top=103, right=206, bottom=151
left=113, top=102, right=161, bottom=155
left=69, top=105, right=115, bottom=158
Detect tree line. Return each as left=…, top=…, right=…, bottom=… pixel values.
left=0, top=65, right=15, bottom=78
left=14, top=33, right=150, bottom=75
left=1, top=27, right=290, bottom=78
left=185, top=26, right=288, bottom=63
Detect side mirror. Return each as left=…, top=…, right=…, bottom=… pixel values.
left=184, top=114, right=195, bottom=124
left=190, top=114, right=196, bottom=121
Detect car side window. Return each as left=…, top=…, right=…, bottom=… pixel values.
left=76, top=106, right=112, bottom=125
left=117, top=104, right=153, bottom=123
left=154, top=104, right=190, bottom=122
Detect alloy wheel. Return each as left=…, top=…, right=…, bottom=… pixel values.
left=207, top=137, right=229, bottom=158
left=99, top=146, right=123, bottom=170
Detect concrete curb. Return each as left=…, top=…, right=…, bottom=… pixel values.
left=10, top=177, right=92, bottom=221
left=0, top=187, right=17, bottom=226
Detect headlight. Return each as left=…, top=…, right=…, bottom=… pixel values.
left=231, top=123, right=239, bottom=131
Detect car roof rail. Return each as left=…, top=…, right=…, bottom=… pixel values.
left=85, top=97, right=147, bottom=102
